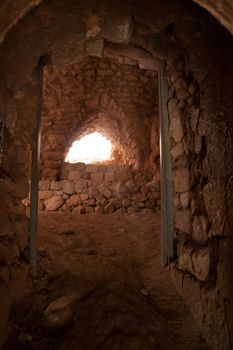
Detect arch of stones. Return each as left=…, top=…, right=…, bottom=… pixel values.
left=0, top=1, right=233, bottom=349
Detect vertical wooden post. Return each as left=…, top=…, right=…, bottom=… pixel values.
left=158, top=67, right=174, bottom=266
left=29, top=58, right=45, bottom=275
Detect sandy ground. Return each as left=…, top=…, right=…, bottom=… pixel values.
left=4, top=211, right=210, bottom=350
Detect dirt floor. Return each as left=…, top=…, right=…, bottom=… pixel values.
left=4, top=210, right=210, bottom=350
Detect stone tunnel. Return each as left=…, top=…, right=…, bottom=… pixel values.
left=0, top=1, right=233, bottom=349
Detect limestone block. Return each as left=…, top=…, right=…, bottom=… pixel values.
left=75, top=180, right=87, bottom=194
left=147, top=191, right=160, bottom=200
left=96, top=195, right=108, bottom=207
left=85, top=199, right=96, bottom=207
left=66, top=194, right=80, bottom=208
left=178, top=250, right=193, bottom=273
left=173, top=168, right=191, bottom=193
left=102, top=2, right=133, bottom=44
left=112, top=197, right=122, bottom=209
left=95, top=206, right=104, bottom=214
left=175, top=209, right=192, bottom=234
left=132, top=192, right=147, bottom=202
left=126, top=180, right=139, bottom=194
left=104, top=172, right=116, bottom=183
left=173, top=196, right=181, bottom=209
left=86, top=164, right=98, bottom=173
left=68, top=171, right=81, bottom=181
left=171, top=143, right=184, bottom=159
left=104, top=201, right=114, bottom=214
left=98, top=185, right=112, bottom=199
left=180, top=191, right=192, bottom=209
left=39, top=191, right=53, bottom=200
left=73, top=163, right=86, bottom=172
left=73, top=206, right=85, bottom=215
left=91, top=172, right=103, bottom=185
left=192, top=248, right=212, bottom=281
left=54, top=191, right=63, bottom=196
left=85, top=207, right=94, bottom=214
left=97, top=165, right=108, bottom=173
left=192, top=216, right=209, bottom=243
left=39, top=180, right=50, bottom=190
left=43, top=293, right=77, bottom=329
left=169, top=114, right=184, bottom=142
left=145, top=180, right=160, bottom=192
left=115, top=182, right=128, bottom=193
left=194, top=134, right=202, bottom=154
left=50, top=181, right=62, bottom=191
left=60, top=204, right=70, bottom=212
left=190, top=106, right=200, bottom=133
left=88, top=187, right=99, bottom=198
left=62, top=181, right=75, bottom=195
left=115, top=166, right=131, bottom=182
left=145, top=199, right=156, bottom=209
left=81, top=172, right=90, bottom=180
left=168, top=97, right=179, bottom=117
left=44, top=196, right=64, bottom=211
left=176, top=87, right=190, bottom=101
left=122, top=198, right=130, bottom=208
left=80, top=193, right=89, bottom=202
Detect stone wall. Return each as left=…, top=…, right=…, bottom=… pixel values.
left=40, top=56, right=159, bottom=180
left=33, top=163, right=160, bottom=214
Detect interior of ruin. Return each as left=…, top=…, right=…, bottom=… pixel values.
left=0, top=0, right=233, bottom=349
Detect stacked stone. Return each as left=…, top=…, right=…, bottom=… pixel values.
left=168, top=56, right=212, bottom=282
left=32, top=164, right=160, bottom=214
left=40, top=56, right=159, bottom=179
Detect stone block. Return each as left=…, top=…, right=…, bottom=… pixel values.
left=192, top=248, right=212, bottom=281
left=62, top=181, right=75, bottom=195
left=68, top=171, right=82, bottom=181
left=39, top=180, right=50, bottom=190
left=73, top=206, right=85, bottom=215
left=66, top=195, right=80, bottom=208
left=132, top=192, right=147, bottom=202
left=86, top=164, right=98, bottom=173
left=73, top=163, right=86, bottom=172
left=97, top=165, right=108, bottom=173
left=180, top=191, right=192, bottom=209
left=96, top=195, right=108, bottom=206
left=88, top=187, right=99, bottom=198
left=122, top=198, right=130, bottom=208
left=112, top=197, right=122, bottom=209
left=192, top=216, right=209, bottom=243
left=145, top=180, right=160, bottom=192
left=39, top=191, right=53, bottom=200
left=171, top=143, right=184, bottom=159
left=75, top=180, right=87, bottom=194
left=145, top=199, right=156, bottom=209
left=98, top=185, right=112, bottom=199
left=80, top=193, right=89, bottom=202
left=50, top=181, right=63, bottom=191
left=44, top=196, right=64, bottom=211
left=175, top=209, right=192, bottom=234
left=147, top=191, right=160, bottom=200
left=104, top=201, right=114, bottom=213
left=126, top=180, right=139, bottom=193
left=91, top=172, right=103, bottom=185
left=81, top=172, right=90, bottom=180
left=169, top=114, right=184, bottom=142
left=115, top=182, right=128, bottom=193
left=173, top=168, right=191, bottom=193
left=104, top=172, right=116, bottom=183
left=115, top=166, right=131, bottom=182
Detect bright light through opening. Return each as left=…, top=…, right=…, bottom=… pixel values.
left=65, top=132, right=112, bottom=164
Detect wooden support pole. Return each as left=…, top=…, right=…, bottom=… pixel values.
left=29, top=58, right=45, bottom=275
left=158, top=67, right=174, bottom=266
